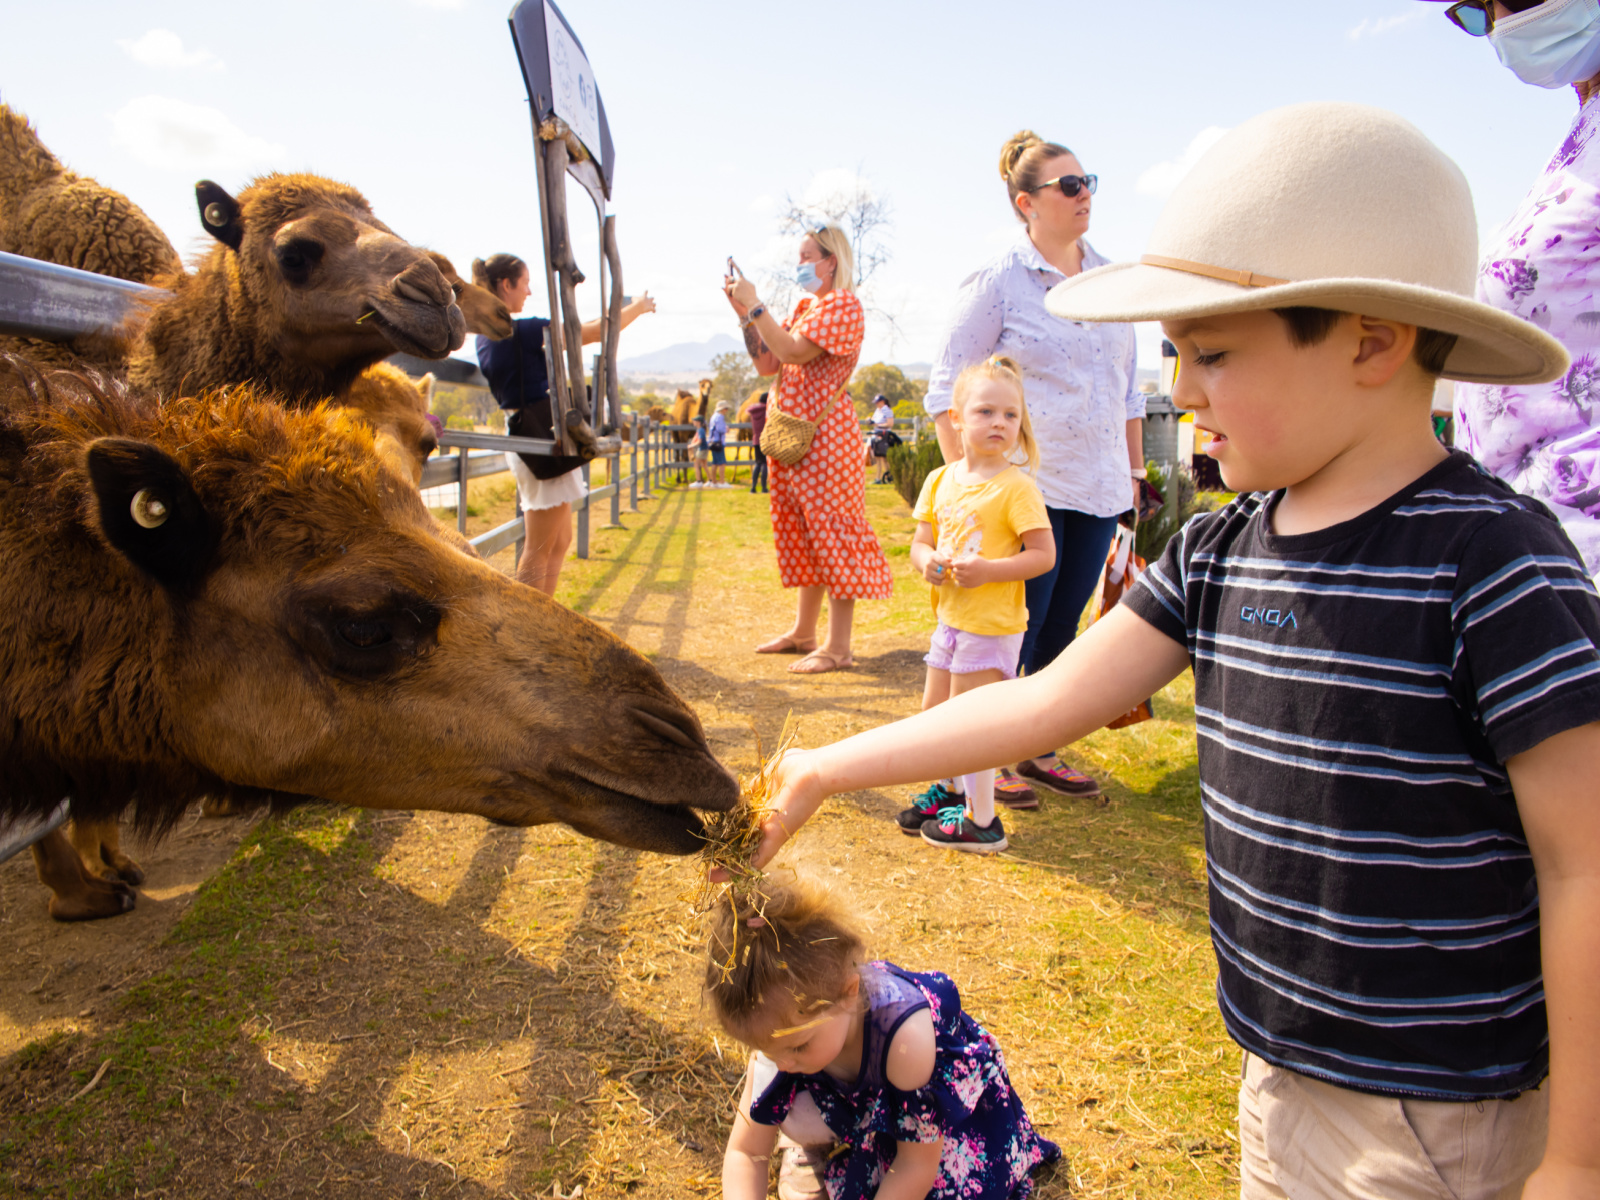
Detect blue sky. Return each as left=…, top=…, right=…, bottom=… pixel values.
left=0, top=0, right=1582, bottom=369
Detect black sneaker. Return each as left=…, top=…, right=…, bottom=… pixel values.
left=895, top=782, right=963, bottom=836
left=921, top=806, right=1008, bottom=854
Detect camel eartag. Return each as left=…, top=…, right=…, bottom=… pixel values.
left=194, top=180, right=243, bottom=250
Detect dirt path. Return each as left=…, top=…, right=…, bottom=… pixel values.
left=0, top=478, right=1232, bottom=1198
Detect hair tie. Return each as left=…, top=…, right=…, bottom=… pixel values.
left=747, top=916, right=767, bottom=929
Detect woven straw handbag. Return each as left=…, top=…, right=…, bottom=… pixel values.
left=759, top=388, right=841, bottom=467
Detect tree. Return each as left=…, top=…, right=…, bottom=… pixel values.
left=710, top=350, right=773, bottom=413
left=764, top=170, right=902, bottom=349
left=848, top=362, right=926, bottom=419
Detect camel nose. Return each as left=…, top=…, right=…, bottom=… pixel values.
left=392, top=257, right=452, bottom=308
left=630, top=698, right=710, bottom=753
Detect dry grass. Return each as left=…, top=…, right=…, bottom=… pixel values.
left=0, top=468, right=1232, bottom=1198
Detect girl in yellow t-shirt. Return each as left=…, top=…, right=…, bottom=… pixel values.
left=903, top=356, right=1055, bottom=854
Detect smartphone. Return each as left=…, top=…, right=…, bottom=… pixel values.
left=727, top=256, right=742, bottom=279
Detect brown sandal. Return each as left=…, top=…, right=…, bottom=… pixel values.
left=788, top=650, right=853, bottom=675
left=756, top=636, right=817, bottom=654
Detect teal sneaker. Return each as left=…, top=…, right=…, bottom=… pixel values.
left=895, top=782, right=963, bottom=836
left=921, top=806, right=1008, bottom=854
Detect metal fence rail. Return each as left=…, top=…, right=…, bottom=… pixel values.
left=431, top=415, right=926, bottom=564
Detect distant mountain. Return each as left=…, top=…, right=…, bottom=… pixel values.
left=619, top=334, right=743, bottom=374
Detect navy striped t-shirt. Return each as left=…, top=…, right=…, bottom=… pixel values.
left=1124, top=451, right=1600, bottom=1100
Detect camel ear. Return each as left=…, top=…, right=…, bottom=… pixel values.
left=195, top=180, right=243, bottom=250
left=86, top=438, right=219, bottom=593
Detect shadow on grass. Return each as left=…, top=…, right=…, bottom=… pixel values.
left=0, top=807, right=738, bottom=1198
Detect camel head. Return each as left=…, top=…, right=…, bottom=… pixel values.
left=427, top=251, right=512, bottom=341
left=340, top=363, right=438, bottom=488
left=1, top=362, right=739, bottom=853
left=195, top=174, right=466, bottom=370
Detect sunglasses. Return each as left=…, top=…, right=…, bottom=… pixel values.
left=1031, top=173, right=1098, bottom=198
left=1443, top=0, right=1494, bottom=35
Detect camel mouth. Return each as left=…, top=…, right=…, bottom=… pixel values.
left=503, top=764, right=736, bottom=856
left=554, top=783, right=719, bottom=856
left=360, top=300, right=457, bottom=359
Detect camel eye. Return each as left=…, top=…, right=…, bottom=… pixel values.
left=336, top=618, right=392, bottom=648
left=276, top=238, right=325, bottom=285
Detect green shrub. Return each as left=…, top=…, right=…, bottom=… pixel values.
left=888, top=436, right=945, bottom=508
left=445, top=413, right=475, bottom=431
left=1135, top=459, right=1198, bottom=564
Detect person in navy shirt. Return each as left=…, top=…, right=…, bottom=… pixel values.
left=471, top=254, right=654, bottom=594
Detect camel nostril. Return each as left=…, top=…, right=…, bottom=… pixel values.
left=394, top=276, right=441, bottom=306
left=631, top=702, right=706, bottom=752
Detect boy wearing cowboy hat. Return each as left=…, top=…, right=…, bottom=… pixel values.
left=745, top=102, right=1600, bottom=1197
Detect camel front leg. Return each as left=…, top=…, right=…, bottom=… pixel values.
left=68, top=817, right=144, bottom=884
left=32, top=828, right=136, bottom=921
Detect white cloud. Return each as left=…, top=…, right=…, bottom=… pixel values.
left=1348, top=11, right=1423, bottom=40
left=116, top=29, right=224, bottom=72
left=112, top=96, right=286, bottom=172
left=1136, top=126, right=1231, bottom=197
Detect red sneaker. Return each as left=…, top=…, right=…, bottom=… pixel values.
left=1016, top=758, right=1101, bottom=798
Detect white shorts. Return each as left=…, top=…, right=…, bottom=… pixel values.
left=505, top=454, right=586, bottom=512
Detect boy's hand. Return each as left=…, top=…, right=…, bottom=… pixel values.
left=948, top=553, right=990, bottom=587
left=920, top=551, right=952, bottom=586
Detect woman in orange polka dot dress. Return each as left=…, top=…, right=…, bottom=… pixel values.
left=725, top=224, right=892, bottom=674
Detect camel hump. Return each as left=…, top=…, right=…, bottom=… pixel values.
left=0, top=104, right=181, bottom=286
left=0, top=103, right=62, bottom=190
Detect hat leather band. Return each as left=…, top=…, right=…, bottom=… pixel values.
left=1140, top=254, right=1290, bottom=289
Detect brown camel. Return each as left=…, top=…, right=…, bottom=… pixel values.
left=1, top=353, right=738, bottom=920
left=128, top=174, right=465, bottom=404
left=0, top=103, right=180, bottom=285
left=428, top=251, right=512, bottom=341
left=0, top=103, right=181, bottom=374
left=341, top=362, right=439, bottom=489
left=665, top=379, right=714, bottom=483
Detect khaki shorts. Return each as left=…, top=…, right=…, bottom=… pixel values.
left=1238, top=1051, right=1547, bottom=1199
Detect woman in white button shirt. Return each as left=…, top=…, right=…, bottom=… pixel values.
left=924, top=130, right=1144, bottom=803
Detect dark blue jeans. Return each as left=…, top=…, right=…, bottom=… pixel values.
left=1018, top=508, right=1120, bottom=677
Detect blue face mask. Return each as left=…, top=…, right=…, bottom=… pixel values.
left=1490, top=0, right=1600, bottom=89
left=796, top=261, right=824, bottom=293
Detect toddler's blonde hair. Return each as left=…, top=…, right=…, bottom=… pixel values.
left=950, top=355, right=1039, bottom=473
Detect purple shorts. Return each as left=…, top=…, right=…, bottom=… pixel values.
left=924, top=623, right=1024, bottom=679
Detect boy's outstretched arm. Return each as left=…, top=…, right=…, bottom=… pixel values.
left=750, top=605, right=1189, bottom=868
left=1511, top=719, right=1600, bottom=1200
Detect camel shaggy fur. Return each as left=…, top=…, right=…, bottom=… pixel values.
left=128, top=174, right=465, bottom=404
left=0, top=103, right=180, bottom=285
left=0, top=354, right=738, bottom=919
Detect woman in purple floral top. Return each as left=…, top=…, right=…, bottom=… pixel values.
left=1433, top=0, right=1600, bottom=579
left=709, top=881, right=1057, bottom=1200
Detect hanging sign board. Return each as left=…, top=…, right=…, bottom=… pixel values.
left=508, top=0, right=615, bottom=197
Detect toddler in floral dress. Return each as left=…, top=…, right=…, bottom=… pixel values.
left=710, top=879, right=1057, bottom=1200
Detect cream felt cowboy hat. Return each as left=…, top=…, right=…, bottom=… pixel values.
left=1044, top=101, right=1568, bottom=385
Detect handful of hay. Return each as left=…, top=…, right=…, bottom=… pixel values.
left=683, top=716, right=800, bottom=920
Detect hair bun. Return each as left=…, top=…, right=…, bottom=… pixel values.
left=999, top=130, right=1044, bottom=182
